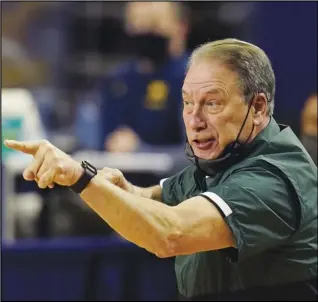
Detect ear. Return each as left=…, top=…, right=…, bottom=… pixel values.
left=252, top=93, right=268, bottom=126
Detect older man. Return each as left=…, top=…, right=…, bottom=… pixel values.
left=5, top=39, right=317, bottom=301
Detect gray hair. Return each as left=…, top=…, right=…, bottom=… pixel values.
left=187, top=38, right=276, bottom=116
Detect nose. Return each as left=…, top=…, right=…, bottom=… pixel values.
left=189, top=108, right=207, bottom=132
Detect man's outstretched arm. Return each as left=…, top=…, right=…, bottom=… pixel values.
left=4, top=139, right=235, bottom=257
left=80, top=175, right=235, bottom=257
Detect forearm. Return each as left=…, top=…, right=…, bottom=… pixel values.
left=80, top=175, right=179, bottom=257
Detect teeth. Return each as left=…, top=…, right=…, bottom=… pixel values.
left=194, top=139, right=214, bottom=144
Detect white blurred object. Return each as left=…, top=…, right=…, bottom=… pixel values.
left=2, top=88, right=46, bottom=242
left=2, top=88, right=47, bottom=143
left=2, top=88, right=47, bottom=163
left=15, top=193, right=42, bottom=238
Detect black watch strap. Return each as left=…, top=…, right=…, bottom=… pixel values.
left=69, top=161, right=97, bottom=194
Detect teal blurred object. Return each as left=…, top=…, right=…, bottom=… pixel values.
left=2, top=116, right=24, bottom=160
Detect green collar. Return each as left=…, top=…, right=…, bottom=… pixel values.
left=243, top=117, right=282, bottom=154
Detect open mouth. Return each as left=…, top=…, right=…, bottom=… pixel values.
left=192, top=138, right=216, bottom=150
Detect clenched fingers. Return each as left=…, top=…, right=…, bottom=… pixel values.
left=23, top=146, right=47, bottom=181
left=98, top=168, right=123, bottom=185
left=38, top=168, right=56, bottom=189
left=36, top=159, right=65, bottom=189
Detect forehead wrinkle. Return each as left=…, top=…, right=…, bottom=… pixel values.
left=182, top=80, right=230, bottom=99
left=184, top=79, right=229, bottom=90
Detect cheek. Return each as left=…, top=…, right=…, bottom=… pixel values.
left=210, top=110, right=243, bottom=142
left=182, top=112, right=190, bottom=127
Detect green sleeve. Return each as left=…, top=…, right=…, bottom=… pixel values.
left=201, top=162, right=298, bottom=263
left=160, top=166, right=193, bottom=206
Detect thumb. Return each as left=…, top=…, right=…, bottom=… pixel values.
left=4, top=140, right=40, bottom=155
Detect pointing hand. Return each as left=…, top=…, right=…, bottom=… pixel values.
left=4, top=139, right=84, bottom=189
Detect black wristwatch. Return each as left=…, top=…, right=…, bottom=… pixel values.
left=69, top=160, right=97, bottom=194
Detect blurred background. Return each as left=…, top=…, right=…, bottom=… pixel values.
left=1, top=1, right=317, bottom=301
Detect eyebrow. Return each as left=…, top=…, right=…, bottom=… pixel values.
left=205, top=88, right=224, bottom=96
left=181, top=89, right=189, bottom=95
left=181, top=88, right=224, bottom=97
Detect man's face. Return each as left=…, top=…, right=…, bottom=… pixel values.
left=182, top=60, right=255, bottom=160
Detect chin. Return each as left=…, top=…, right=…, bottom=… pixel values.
left=193, top=148, right=222, bottom=160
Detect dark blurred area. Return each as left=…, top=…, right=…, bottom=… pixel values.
left=1, top=1, right=317, bottom=301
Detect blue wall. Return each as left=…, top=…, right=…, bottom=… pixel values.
left=2, top=236, right=177, bottom=301
left=249, top=2, right=317, bottom=134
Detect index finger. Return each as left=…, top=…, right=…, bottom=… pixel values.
left=4, top=140, right=40, bottom=155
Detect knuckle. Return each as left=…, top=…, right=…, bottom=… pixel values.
left=39, top=183, right=47, bottom=189
left=113, top=169, right=123, bottom=177
left=38, top=178, right=46, bottom=189
left=47, top=145, right=54, bottom=153
left=98, top=168, right=123, bottom=184
left=101, top=167, right=111, bottom=174
left=41, top=140, right=53, bottom=151
left=111, top=174, right=120, bottom=181
left=40, top=178, right=46, bottom=186
left=40, top=139, right=49, bottom=146
left=108, top=173, right=117, bottom=182
left=51, top=158, right=62, bottom=170
left=55, top=161, right=64, bottom=172
left=110, top=176, right=120, bottom=185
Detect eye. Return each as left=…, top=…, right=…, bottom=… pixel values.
left=206, top=101, right=218, bottom=108
left=183, top=100, right=194, bottom=107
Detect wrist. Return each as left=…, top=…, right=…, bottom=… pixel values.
left=69, top=161, right=97, bottom=193
left=73, top=164, right=85, bottom=186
